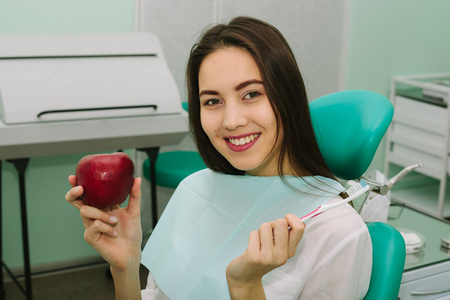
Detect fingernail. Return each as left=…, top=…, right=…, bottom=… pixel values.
left=110, top=216, right=118, bottom=223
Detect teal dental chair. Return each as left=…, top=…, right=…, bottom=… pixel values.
left=310, top=90, right=405, bottom=300
left=143, top=151, right=205, bottom=189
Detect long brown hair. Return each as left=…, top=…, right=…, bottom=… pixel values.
left=187, top=16, right=335, bottom=180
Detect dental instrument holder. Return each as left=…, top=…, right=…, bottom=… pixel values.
left=357, top=163, right=423, bottom=213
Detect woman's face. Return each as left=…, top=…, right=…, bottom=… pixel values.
left=198, top=47, right=284, bottom=176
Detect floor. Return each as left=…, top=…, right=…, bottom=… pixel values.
left=2, top=263, right=149, bottom=300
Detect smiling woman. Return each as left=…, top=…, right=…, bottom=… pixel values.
left=141, top=16, right=370, bottom=299
left=66, top=16, right=372, bottom=300
left=186, top=17, right=334, bottom=181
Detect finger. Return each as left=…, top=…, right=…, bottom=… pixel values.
left=127, top=177, right=142, bottom=216
left=65, top=185, right=85, bottom=209
left=246, top=230, right=261, bottom=254
left=80, top=205, right=118, bottom=229
left=84, top=219, right=118, bottom=245
left=285, top=213, right=306, bottom=257
left=270, top=218, right=289, bottom=266
left=68, top=175, right=77, bottom=187
left=259, top=222, right=274, bottom=254
left=271, top=218, right=289, bottom=249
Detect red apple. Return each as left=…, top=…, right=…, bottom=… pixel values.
left=75, top=152, right=135, bottom=209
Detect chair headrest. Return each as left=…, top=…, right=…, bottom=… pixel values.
left=310, top=90, right=394, bottom=180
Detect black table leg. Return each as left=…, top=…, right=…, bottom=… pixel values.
left=7, top=158, right=33, bottom=300
left=0, top=160, right=4, bottom=300
left=137, top=148, right=160, bottom=228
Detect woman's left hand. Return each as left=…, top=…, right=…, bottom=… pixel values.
left=226, top=213, right=306, bottom=298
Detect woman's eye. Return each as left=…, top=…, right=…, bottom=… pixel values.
left=204, top=99, right=221, bottom=106
left=244, top=91, right=260, bottom=99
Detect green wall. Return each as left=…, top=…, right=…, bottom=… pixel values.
left=345, top=0, right=450, bottom=171
left=1, top=0, right=135, bottom=269
left=0, top=0, right=135, bottom=33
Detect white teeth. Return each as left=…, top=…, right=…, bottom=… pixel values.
left=228, top=134, right=260, bottom=146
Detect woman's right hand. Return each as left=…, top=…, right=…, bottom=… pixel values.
left=225, top=214, right=305, bottom=299
left=65, top=175, right=143, bottom=273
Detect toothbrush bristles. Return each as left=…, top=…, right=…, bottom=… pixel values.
left=340, top=179, right=368, bottom=198
left=348, top=179, right=368, bottom=195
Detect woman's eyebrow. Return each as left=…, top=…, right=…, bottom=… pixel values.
left=235, top=79, right=264, bottom=91
left=199, top=90, right=219, bottom=97
left=199, top=79, right=264, bottom=98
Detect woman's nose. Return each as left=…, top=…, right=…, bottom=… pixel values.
left=222, top=101, right=248, bottom=131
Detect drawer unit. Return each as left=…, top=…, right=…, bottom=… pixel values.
left=384, top=74, right=450, bottom=219
left=398, top=263, right=450, bottom=299
left=388, top=206, right=450, bottom=300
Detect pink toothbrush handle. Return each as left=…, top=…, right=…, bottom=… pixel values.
left=300, top=206, right=323, bottom=222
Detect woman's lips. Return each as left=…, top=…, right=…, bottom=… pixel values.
left=225, top=133, right=261, bottom=152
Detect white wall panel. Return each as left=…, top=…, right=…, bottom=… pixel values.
left=140, top=0, right=216, bottom=102
left=141, top=0, right=348, bottom=101
left=219, top=0, right=347, bottom=101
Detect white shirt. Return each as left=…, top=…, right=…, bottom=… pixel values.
left=140, top=198, right=372, bottom=300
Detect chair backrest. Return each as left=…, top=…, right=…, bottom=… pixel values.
left=310, top=91, right=405, bottom=299
left=364, top=222, right=406, bottom=300
left=309, top=90, right=394, bottom=180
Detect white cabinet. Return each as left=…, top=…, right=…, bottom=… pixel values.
left=398, top=262, right=450, bottom=300
left=388, top=206, right=450, bottom=299
left=384, top=74, right=450, bottom=219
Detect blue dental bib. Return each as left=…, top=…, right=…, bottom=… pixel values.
left=141, top=169, right=342, bottom=299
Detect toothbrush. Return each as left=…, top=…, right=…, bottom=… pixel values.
left=300, top=179, right=370, bottom=222
left=272, top=180, right=370, bottom=240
